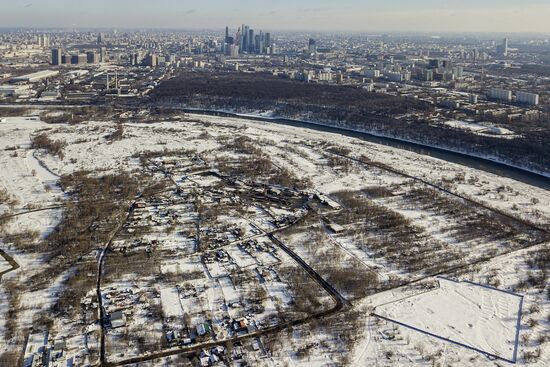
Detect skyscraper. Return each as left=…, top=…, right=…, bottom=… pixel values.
left=51, top=48, right=62, bottom=66
left=100, top=47, right=107, bottom=62
left=243, top=25, right=250, bottom=52
left=144, top=53, right=158, bottom=67
left=228, top=24, right=272, bottom=55
left=248, top=29, right=254, bottom=52
left=239, top=24, right=245, bottom=48
left=38, top=34, right=50, bottom=48
left=308, top=38, right=317, bottom=54
left=87, top=51, right=100, bottom=64
left=97, top=33, right=103, bottom=45
left=255, top=34, right=261, bottom=54
left=496, top=38, right=508, bottom=57
left=257, top=31, right=265, bottom=54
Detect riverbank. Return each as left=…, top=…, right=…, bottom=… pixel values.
left=175, top=107, right=550, bottom=190
left=2, top=103, right=549, bottom=190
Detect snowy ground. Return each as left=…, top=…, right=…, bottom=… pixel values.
left=0, top=117, right=63, bottom=212
left=160, top=287, right=184, bottom=318
left=374, top=277, right=522, bottom=362
left=0, top=256, right=11, bottom=274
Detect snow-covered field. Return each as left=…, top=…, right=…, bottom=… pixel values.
left=0, top=117, right=63, bottom=212
left=160, top=287, right=184, bottom=318
left=374, top=277, right=522, bottom=362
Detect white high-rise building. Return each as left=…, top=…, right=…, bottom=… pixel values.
left=362, top=69, right=380, bottom=78
left=318, top=71, right=333, bottom=82
left=497, top=38, right=509, bottom=57
left=516, top=91, right=539, bottom=106
left=488, top=88, right=512, bottom=102
left=38, top=34, right=50, bottom=48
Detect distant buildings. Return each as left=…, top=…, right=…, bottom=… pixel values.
left=496, top=38, right=508, bottom=57
left=51, top=47, right=104, bottom=66
left=488, top=88, right=512, bottom=102
left=0, top=84, right=31, bottom=97
left=308, top=38, right=317, bottom=54
left=144, top=53, right=158, bottom=67
left=100, top=47, right=107, bottom=62
left=226, top=44, right=239, bottom=58
left=421, top=69, right=434, bottom=81
left=487, top=89, right=539, bottom=106
left=71, top=54, right=87, bottom=65
left=516, top=91, right=539, bottom=106
left=362, top=69, right=380, bottom=78
left=87, top=51, right=100, bottom=64
left=385, top=71, right=411, bottom=82
left=224, top=24, right=273, bottom=55
left=51, top=48, right=62, bottom=66
left=11, top=70, right=59, bottom=83
left=318, top=71, right=333, bottom=82
left=129, top=52, right=143, bottom=66
left=37, top=34, right=50, bottom=48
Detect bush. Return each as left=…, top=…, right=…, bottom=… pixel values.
left=106, top=123, right=124, bottom=141
left=0, top=188, right=19, bottom=207
left=31, top=133, right=66, bottom=159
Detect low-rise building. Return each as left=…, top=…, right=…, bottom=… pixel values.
left=11, top=70, right=59, bottom=83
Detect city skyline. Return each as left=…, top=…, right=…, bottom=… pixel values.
left=1, top=0, right=550, bottom=33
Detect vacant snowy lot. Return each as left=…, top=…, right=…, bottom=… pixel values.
left=374, top=277, right=522, bottom=362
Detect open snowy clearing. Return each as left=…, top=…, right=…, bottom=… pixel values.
left=374, top=277, right=523, bottom=362
left=0, top=117, right=63, bottom=213
left=160, top=287, right=184, bottom=318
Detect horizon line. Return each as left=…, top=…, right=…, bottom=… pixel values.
left=1, top=26, right=550, bottom=36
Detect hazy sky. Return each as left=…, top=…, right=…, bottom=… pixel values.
left=1, top=0, right=550, bottom=33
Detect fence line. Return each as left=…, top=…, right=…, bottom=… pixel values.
left=371, top=313, right=517, bottom=364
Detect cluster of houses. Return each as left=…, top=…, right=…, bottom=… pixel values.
left=190, top=338, right=264, bottom=367
left=102, top=286, right=151, bottom=331
left=115, top=238, right=161, bottom=255
left=128, top=198, right=187, bottom=232
left=202, top=249, right=232, bottom=265
left=255, top=266, right=282, bottom=284
left=164, top=320, right=213, bottom=347
left=239, top=239, right=277, bottom=257
left=23, top=332, right=84, bottom=367
left=186, top=337, right=264, bottom=366
left=92, top=156, right=321, bottom=363
left=193, top=346, right=226, bottom=367
left=200, top=226, right=243, bottom=250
